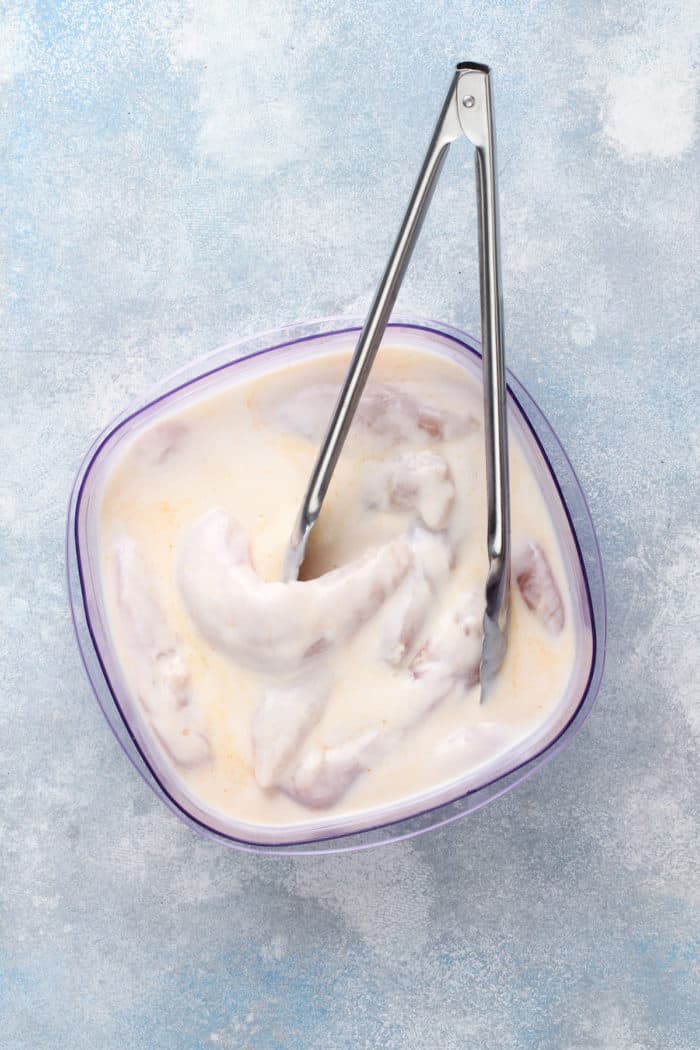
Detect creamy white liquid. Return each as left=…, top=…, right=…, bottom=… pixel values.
left=98, top=347, right=581, bottom=843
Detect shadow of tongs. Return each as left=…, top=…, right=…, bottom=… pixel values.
left=283, top=62, right=511, bottom=693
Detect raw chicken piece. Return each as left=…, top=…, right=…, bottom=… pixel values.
left=279, top=540, right=565, bottom=810
left=261, top=382, right=408, bottom=445
left=252, top=673, right=330, bottom=789
left=381, top=571, right=434, bottom=667
left=411, top=589, right=483, bottom=691
left=364, top=450, right=455, bottom=530
left=515, top=541, right=565, bottom=635
left=178, top=509, right=412, bottom=673
left=262, top=379, right=478, bottom=449
left=133, top=419, right=187, bottom=465
left=380, top=528, right=452, bottom=666
left=283, top=587, right=484, bottom=809
left=377, top=588, right=483, bottom=734
left=399, top=376, right=482, bottom=441
left=112, top=539, right=211, bottom=767
left=284, top=728, right=381, bottom=809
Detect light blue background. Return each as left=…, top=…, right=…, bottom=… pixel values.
left=1, top=2, right=698, bottom=1047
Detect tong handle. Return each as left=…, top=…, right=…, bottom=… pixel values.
left=457, top=66, right=511, bottom=682
left=282, top=70, right=464, bottom=581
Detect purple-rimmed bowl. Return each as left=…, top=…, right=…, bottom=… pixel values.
left=67, top=318, right=606, bottom=854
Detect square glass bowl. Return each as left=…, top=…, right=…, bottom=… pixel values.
left=67, top=318, right=606, bottom=854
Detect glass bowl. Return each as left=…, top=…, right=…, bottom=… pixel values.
left=67, top=318, right=606, bottom=854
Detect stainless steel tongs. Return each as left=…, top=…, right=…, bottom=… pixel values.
left=283, top=62, right=511, bottom=689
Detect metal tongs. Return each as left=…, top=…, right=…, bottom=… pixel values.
left=283, top=62, right=511, bottom=690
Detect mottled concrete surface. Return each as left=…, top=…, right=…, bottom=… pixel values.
left=1, top=2, right=698, bottom=1047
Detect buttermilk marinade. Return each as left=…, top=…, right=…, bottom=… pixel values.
left=100, top=347, right=576, bottom=836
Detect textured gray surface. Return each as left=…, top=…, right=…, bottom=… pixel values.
left=1, top=2, right=698, bottom=1047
